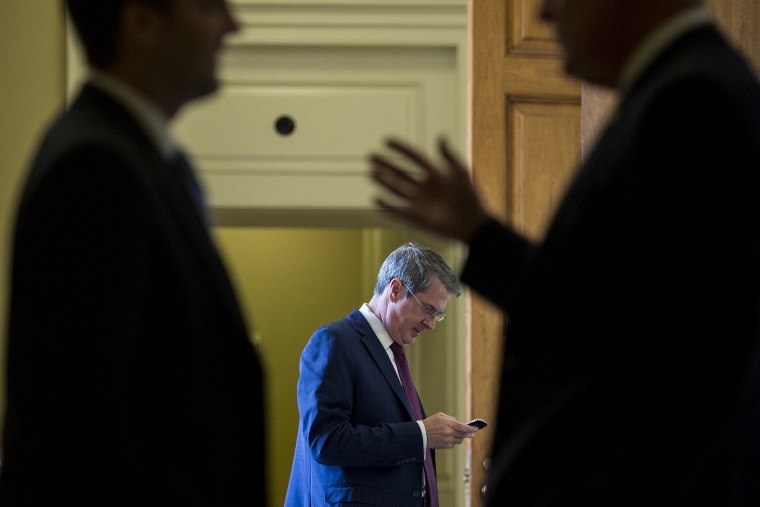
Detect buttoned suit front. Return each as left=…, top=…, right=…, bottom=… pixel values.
left=1, top=84, right=266, bottom=506
left=462, top=24, right=760, bottom=506
left=285, top=309, right=433, bottom=506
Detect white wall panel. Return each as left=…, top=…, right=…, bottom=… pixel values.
left=175, top=84, right=420, bottom=160
left=169, top=1, right=466, bottom=213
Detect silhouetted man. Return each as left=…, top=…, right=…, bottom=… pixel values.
left=1, top=1, right=266, bottom=505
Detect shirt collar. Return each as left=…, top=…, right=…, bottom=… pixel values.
left=359, top=303, right=396, bottom=351
left=89, top=71, right=178, bottom=160
left=618, top=6, right=712, bottom=95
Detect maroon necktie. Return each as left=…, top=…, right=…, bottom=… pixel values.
left=391, top=342, right=439, bottom=507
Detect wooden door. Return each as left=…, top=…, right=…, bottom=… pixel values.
left=467, top=1, right=760, bottom=506
left=467, top=0, right=580, bottom=503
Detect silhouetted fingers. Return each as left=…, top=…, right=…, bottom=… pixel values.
left=437, top=137, right=467, bottom=173
left=374, top=197, right=402, bottom=214
left=374, top=197, right=423, bottom=225
left=384, top=138, right=438, bottom=175
left=370, top=153, right=424, bottom=199
left=372, top=168, right=419, bottom=201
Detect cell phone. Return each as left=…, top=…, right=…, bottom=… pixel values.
left=466, top=418, right=488, bottom=429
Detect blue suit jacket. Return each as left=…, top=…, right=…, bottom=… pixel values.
left=285, top=309, right=433, bottom=506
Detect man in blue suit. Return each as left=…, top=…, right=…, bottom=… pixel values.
left=286, top=242, right=476, bottom=506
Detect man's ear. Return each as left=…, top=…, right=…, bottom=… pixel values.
left=388, top=278, right=404, bottom=302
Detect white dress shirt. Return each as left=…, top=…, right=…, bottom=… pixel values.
left=89, top=71, right=178, bottom=160
left=359, top=303, right=429, bottom=456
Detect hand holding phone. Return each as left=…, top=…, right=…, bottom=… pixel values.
left=466, top=418, right=488, bottom=429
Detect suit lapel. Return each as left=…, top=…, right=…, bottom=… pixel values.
left=347, top=310, right=415, bottom=418
left=153, top=150, right=251, bottom=336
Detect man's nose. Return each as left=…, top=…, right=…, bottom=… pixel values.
left=224, top=3, right=241, bottom=34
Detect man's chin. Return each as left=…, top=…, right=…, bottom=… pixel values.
left=186, top=78, right=221, bottom=104
left=199, top=79, right=220, bottom=98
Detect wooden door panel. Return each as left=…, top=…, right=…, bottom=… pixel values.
left=509, top=0, right=558, bottom=53
left=509, top=101, right=580, bottom=239
left=502, top=57, right=578, bottom=96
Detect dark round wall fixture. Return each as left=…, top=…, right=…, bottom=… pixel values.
left=275, top=115, right=296, bottom=136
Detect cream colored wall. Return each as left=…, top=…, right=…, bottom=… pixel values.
left=0, top=2, right=66, bottom=416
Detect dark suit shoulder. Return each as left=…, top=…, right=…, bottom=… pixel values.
left=628, top=25, right=760, bottom=114
left=33, top=85, right=157, bottom=172
left=308, top=310, right=369, bottom=349
left=316, top=309, right=365, bottom=333
left=18, top=86, right=165, bottom=221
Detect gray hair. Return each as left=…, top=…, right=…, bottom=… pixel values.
left=374, top=242, right=461, bottom=297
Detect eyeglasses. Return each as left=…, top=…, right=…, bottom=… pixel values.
left=405, top=284, right=446, bottom=322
